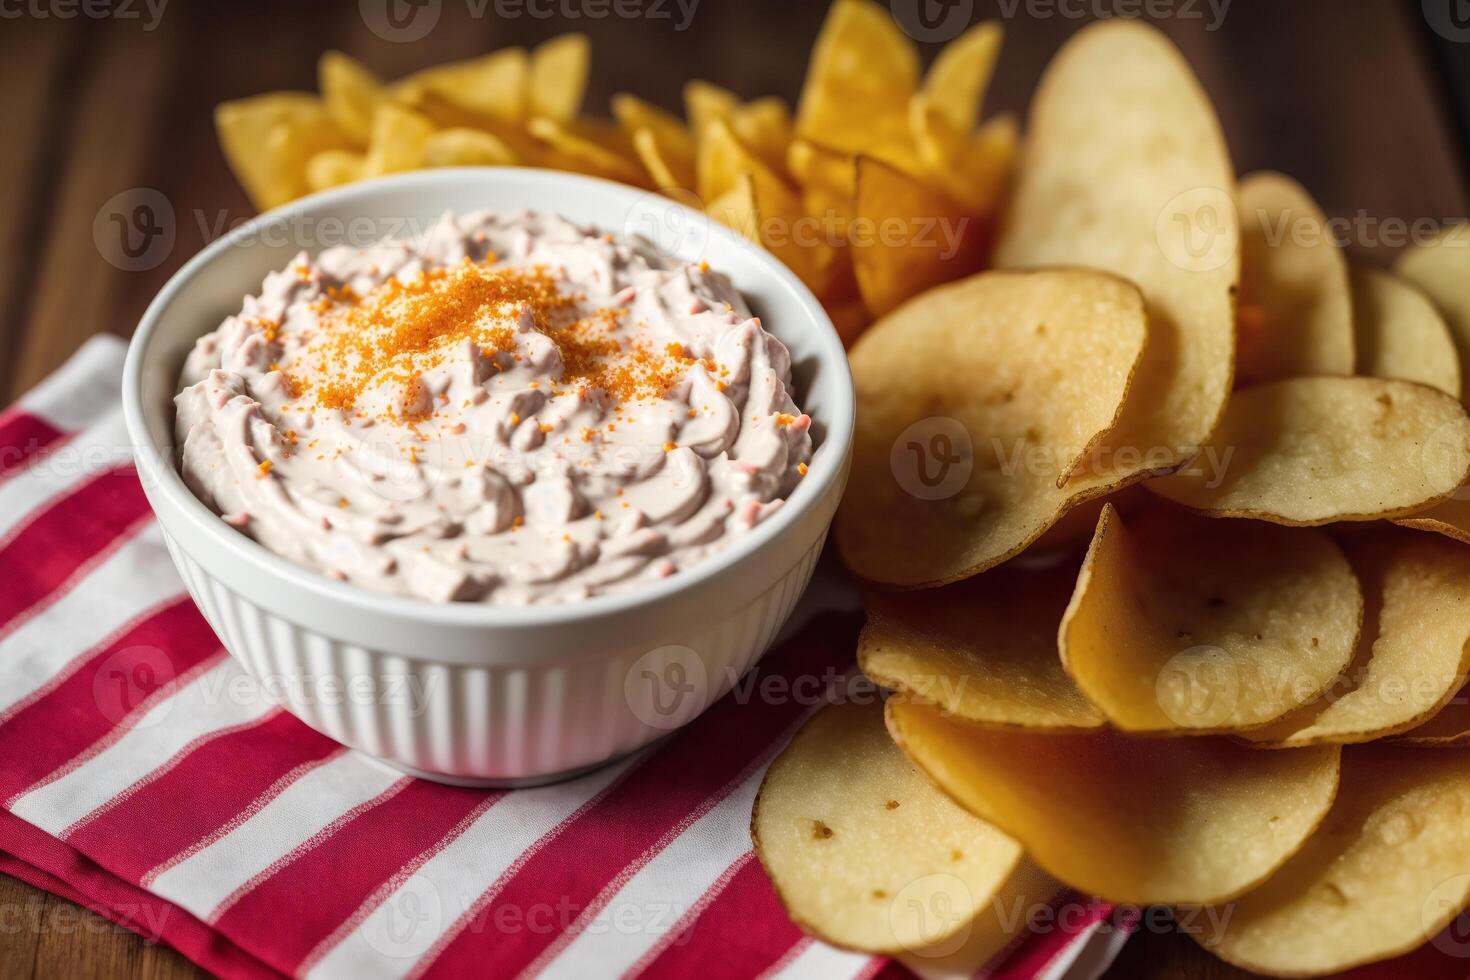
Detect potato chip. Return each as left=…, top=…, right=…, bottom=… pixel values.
left=683, top=80, right=740, bottom=141
left=1395, top=684, right=1470, bottom=746
left=995, top=20, right=1238, bottom=485
left=1394, top=496, right=1470, bottom=545
left=887, top=699, right=1341, bottom=905
left=318, top=51, right=382, bottom=145
left=795, top=0, right=918, bottom=169
left=528, top=34, right=589, bottom=122
left=394, top=48, right=529, bottom=122
left=421, top=128, right=516, bottom=168
left=1394, top=222, right=1470, bottom=410
left=613, top=94, right=696, bottom=189
left=305, top=149, right=365, bottom=192
left=1353, top=265, right=1461, bottom=400
left=835, top=269, right=1149, bottom=588
left=921, top=21, right=1002, bottom=133
left=1060, top=504, right=1360, bottom=733
left=1241, top=527, right=1470, bottom=747
left=1194, top=745, right=1470, bottom=976
left=1147, top=377, right=1470, bottom=524
left=1235, top=171, right=1354, bottom=383
left=752, top=700, right=1023, bottom=955
left=850, top=156, right=984, bottom=319
left=526, top=116, right=649, bottom=186
left=896, top=859, right=1061, bottom=976
left=215, top=94, right=354, bottom=211
left=860, top=558, right=1104, bottom=731
left=363, top=103, right=435, bottom=176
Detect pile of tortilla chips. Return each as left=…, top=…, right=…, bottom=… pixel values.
left=216, top=5, right=1470, bottom=976
left=214, top=1, right=1014, bottom=346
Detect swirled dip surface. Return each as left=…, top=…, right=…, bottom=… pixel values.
left=175, top=210, right=812, bottom=604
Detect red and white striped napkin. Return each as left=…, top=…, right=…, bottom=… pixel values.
left=0, top=336, right=1131, bottom=980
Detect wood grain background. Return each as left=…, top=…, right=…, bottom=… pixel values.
left=0, top=1, right=1466, bottom=977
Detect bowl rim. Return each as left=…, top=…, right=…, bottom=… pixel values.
left=122, top=167, right=855, bottom=628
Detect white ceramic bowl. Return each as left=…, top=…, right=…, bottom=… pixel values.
left=123, top=168, right=853, bottom=786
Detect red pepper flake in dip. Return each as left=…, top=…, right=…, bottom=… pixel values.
left=174, top=210, right=812, bottom=604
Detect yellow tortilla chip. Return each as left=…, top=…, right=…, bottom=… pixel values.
left=683, top=80, right=740, bottom=142
left=705, top=171, right=759, bottom=242
left=363, top=103, right=435, bottom=176
left=305, top=149, right=365, bottom=192
left=860, top=558, right=1104, bottom=731
left=921, top=21, right=1003, bottom=133
left=614, top=94, right=696, bottom=189
left=394, top=48, right=529, bottom=122
left=888, top=699, right=1341, bottom=905
left=911, top=99, right=1016, bottom=217
left=729, top=97, right=794, bottom=177
left=421, top=128, right=516, bottom=167
left=1353, top=264, right=1462, bottom=399
left=851, top=156, right=983, bottom=319
left=788, top=139, right=854, bottom=235
left=1236, top=171, right=1354, bottom=384
left=1394, top=222, right=1470, bottom=411
left=528, top=34, right=589, bottom=121
left=1061, top=504, right=1361, bottom=733
left=318, top=51, right=382, bottom=146
left=526, top=116, right=650, bottom=186
left=835, top=268, right=1149, bottom=587
left=995, top=20, right=1238, bottom=485
left=1243, top=527, right=1470, bottom=746
left=1194, top=746, right=1470, bottom=976
left=1148, top=377, right=1470, bottom=524
left=795, top=0, right=918, bottom=169
left=752, top=701, right=1024, bottom=956
left=215, top=93, right=354, bottom=211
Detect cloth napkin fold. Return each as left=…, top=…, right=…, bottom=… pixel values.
left=0, top=336, right=1127, bottom=980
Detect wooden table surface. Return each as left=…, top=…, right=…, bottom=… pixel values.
left=1, top=1, right=1465, bottom=977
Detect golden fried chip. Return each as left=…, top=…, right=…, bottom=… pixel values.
left=683, top=80, right=740, bottom=141
left=747, top=165, right=842, bottom=298
left=1353, top=264, right=1462, bottom=399
left=395, top=88, right=550, bottom=165
left=1194, top=746, right=1470, bottom=976
left=528, top=34, right=589, bottom=121
left=922, top=21, right=1002, bottom=132
left=788, top=138, right=854, bottom=234
left=421, top=128, right=516, bottom=167
left=1235, top=171, right=1354, bottom=383
left=753, top=701, right=1023, bottom=956
left=911, top=101, right=1015, bottom=217
left=215, top=94, right=354, bottom=210
left=363, top=103, right=435, bottom=176
left=695, top=117, right=776, bottom=204
left=1395, top=684, right=1470, bottom=746
left=526, top=116, right=649, bottom=186
left=1394, top=496, right=1470, bottom=545
left=835, top=269, right=1149, bottom=588
left=995, top=20, right=1238, bottom=484
left=1242, top=527, right=1470, bottom=746
left=730, top=97, right=794, bottom=177
left=1394, top=222, right=1470, bottom=410
left=318, top=51, right=382, bottom=146
left=614, top=94, right=696, bottom=189
left=851, top=156, right=983, bottom=319
left=394, top=48, right=529, bottom=122
left=1060, top=504, right=1360, bottom=733
left=795, top=0, right=918, bottom=169
left=887, top=699, right=1341, bottom=905
left=304, top=149, right=365, bottom=192
left=860, top=559, right=1104, bottom=731
left=1148, top=377, right=1470, bottom=524
left=705, top=171, right=759, bottom=242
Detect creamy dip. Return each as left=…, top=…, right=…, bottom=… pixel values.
left=175, top=210, right=812, bottom=604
